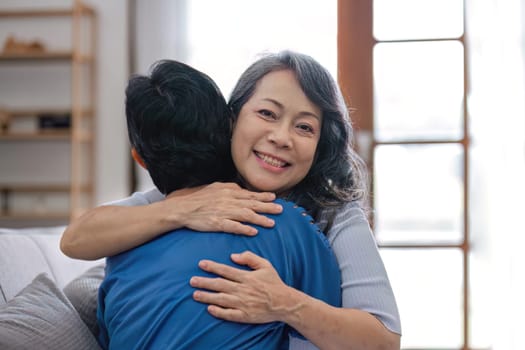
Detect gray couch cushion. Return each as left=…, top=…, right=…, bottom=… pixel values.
left=0, top=273, right=101, bottom=350
left=64, top=264, right=105, bottom=336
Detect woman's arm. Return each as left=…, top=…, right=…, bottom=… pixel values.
left=325, top=204, right=401, bottom=336
left=191, top=252, right=399, bottom=350
left=60, top=182, right=282, bottom=260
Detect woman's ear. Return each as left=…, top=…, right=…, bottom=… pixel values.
left=131, top=148, right=147, bottom=169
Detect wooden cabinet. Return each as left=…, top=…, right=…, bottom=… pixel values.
left=0, top=1, right=97, bottom=226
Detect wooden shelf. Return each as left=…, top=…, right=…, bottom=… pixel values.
left=0, top=52, right=95, bottom=63
left=0, top=5, right=95, bottom=18
left=0, top=9, right=73, bottom=17
left=0, top=51, right=72, bottom=61
left=0, top=1, right=97, bottom=226
left=75, top=132, right=93, bottom=142
left=75, top=54, right=94, bottom=63
left=0, top=132, right=94, bottom=142
left=5, top=108, right=69, bottom=117
left=0, top=131, right=71, bottom=141
left=0, top=184, right=92, bottom=192
left=3, top=108, right=93, bottom=118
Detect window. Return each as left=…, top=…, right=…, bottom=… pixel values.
left=340, top=1, right=525, bottom=349
left=339, top=1, right=469, bottom=348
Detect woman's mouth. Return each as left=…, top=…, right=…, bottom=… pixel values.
left=254, top=151, right=290, bottom=168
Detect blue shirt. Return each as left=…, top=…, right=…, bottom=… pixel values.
left=97, top=199, right=341, bottom=350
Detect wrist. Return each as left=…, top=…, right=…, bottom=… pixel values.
left=275, top=286, right=310, bottom=326
left=151, top=199, right=186, bottom=231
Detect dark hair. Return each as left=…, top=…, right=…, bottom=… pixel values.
left=126, top=59, right=236, bottom=194
left=229, top=51, right=368, bottom=229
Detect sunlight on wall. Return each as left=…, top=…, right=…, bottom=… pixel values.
left=185, top=0, right=337, bottom=99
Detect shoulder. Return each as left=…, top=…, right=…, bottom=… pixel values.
left=273, top=198, right=331, bottom=249
left=325, top=201, right=371, bottom=240
left=273, top=198, right=318, bottom=229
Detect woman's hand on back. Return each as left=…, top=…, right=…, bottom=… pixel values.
left=191, top=250, right=401, bottom=350
left=173, top=182, right=282, bottom=236
left=190, top=251, right=292, bottom=323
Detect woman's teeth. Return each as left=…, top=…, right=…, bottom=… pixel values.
left=256, top=152, right=287, bottom=167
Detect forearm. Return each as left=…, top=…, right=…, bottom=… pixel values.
left=60, top=183, right=281, bottom=260
left=281, top=287, right=400, bottom=350
left=60, top=202, right=181, bottom=260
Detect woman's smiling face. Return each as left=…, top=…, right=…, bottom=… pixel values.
left=231, top=69, right=322, bottom=195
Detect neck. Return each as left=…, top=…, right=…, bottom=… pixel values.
left=235, top=174, right=287, bottom=197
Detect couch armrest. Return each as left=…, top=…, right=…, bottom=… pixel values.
left=0, top=226, right=104, bottom=305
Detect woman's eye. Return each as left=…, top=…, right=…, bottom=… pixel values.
left=297, top=124, right=315, bottom=134
left=258, top=109, right=276, bottom=119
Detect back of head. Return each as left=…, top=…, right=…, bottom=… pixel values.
left=229, top=51, right=368, bottom=226
left=126, top=60, right=236, bottom=194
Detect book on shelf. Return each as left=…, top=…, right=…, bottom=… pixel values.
left=0, top=110, right=72, bottom=134
left=38, top=113, right=71, bottom=130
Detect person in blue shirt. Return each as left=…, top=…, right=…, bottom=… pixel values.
left=97, top=59, right=341, bottom=350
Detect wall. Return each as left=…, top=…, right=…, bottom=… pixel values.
left=87, top=0, right=130, bottom=204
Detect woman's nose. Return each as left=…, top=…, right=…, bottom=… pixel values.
left=267, top=124, right=292, bottom=148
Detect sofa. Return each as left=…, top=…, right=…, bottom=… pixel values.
left=0, top=226, right=105, bottom=350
